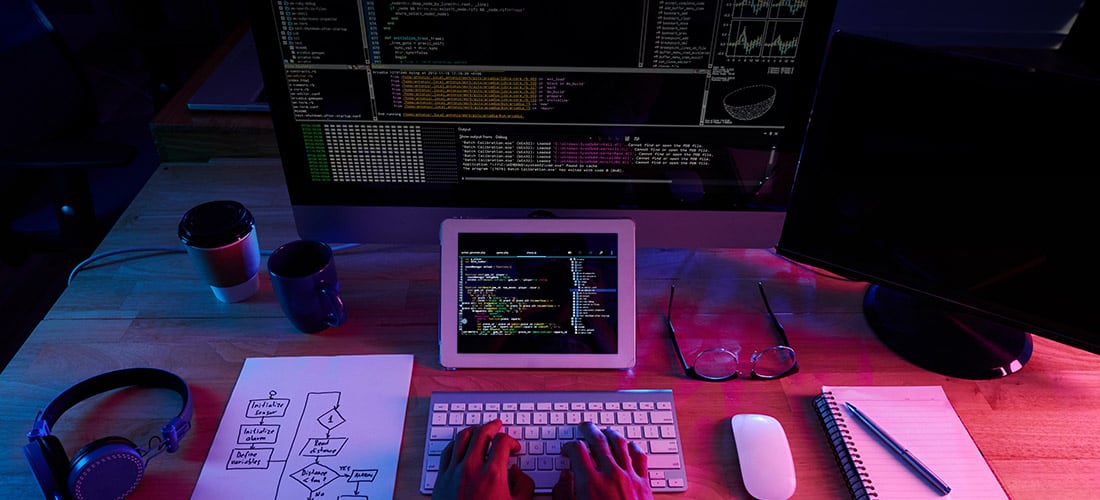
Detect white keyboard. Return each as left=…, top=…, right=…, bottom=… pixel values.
left=420, top=390, right=687, bottom=494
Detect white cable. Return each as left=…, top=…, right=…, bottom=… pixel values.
left=68, top=246, right=186, bottom=286
left=67, top=243, right=364, bottom=286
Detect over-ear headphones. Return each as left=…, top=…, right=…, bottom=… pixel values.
left=22, top=367, right=193, bottom=500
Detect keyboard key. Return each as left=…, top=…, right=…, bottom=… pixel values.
left=647, top=454, right=683, bottom=469
left=649, top=439, right=679, bottom=454
left=546, top=440, right=562, bottom=455
left=651, top=411, right=674, bottom=424
left=427, top=440, right=449, bottom=455
left=429, top=426, right=454, bottom=440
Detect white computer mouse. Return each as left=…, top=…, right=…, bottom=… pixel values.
left=731, top=413, right=796, bottom=500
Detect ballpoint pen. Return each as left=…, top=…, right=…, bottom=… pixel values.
left=844, top=402, right=952, bottom=496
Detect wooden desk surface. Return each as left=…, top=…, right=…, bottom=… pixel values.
left=2, top=159, right=1099, bottom=499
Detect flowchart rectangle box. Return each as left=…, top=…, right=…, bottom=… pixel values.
left=246, top=398, right=290, bottom=418
left=349, top=469, right=378, bottom=482
left=238, top=424, right=280, bottom=444
left=227, top=447, right=275, bottom=469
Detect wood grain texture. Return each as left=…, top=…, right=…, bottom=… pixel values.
left=1, top=159, right=1097, bottom=499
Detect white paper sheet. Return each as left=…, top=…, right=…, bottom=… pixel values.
left=191, top=354, right=414, bottom=500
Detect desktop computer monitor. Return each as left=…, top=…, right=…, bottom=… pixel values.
left=776, top=31, right=1100, bottom=379
left=246, top=0, right=838, bottom=248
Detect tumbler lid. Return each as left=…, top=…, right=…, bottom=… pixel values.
left=178, top=200, right=255, bottom=248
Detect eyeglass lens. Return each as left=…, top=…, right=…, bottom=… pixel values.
left=693, top=348, right=738, bottom=380
left=751, top=345, right=797, bottom=378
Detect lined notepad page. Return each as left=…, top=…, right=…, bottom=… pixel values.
left=823, top=385, right=1008, bottom=499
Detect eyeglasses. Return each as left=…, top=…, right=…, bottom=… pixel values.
left=666, top=281, right=798, bottom=381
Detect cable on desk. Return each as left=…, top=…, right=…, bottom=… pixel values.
left=67, top=243, right=364, bottom=286
left=68, top=246, right=186, bottom=285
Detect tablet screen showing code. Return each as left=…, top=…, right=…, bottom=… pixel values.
left=456, top=232, right=619, bottom=355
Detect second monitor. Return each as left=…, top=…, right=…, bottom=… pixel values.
left=777, top=32, right=1100, bottom=379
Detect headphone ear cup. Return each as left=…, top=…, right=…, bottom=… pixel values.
left=68, top=436, right=145, bottom=500
left=23, top=435, right=70, bottom=500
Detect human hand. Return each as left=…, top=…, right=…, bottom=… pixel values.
left=551, top=421, right=654, bottom=500
left=431, top=418, right=535, bottom=500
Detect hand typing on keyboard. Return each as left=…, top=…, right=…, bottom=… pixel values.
left=431, top=418, right=533, bottom=500
left=431, top=419, right=654, bottom=500
left=553, top=421, right=654, bottom=500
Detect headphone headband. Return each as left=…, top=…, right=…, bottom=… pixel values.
left=29, top=367, right=192, bottom=451
left=24, top=367, right=193, bottom=500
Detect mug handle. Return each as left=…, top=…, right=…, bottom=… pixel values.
left=319, top=282, right=347, bottom=327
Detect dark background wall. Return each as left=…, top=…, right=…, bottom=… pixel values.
left=35, top=0, right=249, bottom=114
left=0, top=0, right=1091, bottom=370
left=0, top=0, right=249, bottom=371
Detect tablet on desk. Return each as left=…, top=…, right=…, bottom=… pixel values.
left=439, top=218, right=636, bottom=369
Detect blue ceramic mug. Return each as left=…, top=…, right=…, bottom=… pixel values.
left=267, top=240, right=347, bottom=333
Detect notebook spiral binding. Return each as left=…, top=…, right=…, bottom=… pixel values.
left=813, top=391, right=876, bottom=499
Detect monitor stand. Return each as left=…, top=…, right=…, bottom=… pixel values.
left=862, top=285, right=1033, bottom=380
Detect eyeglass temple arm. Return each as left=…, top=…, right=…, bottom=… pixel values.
left=666, top=285, right=692, bottom=371
left=757, top=281, right=794, bottom=347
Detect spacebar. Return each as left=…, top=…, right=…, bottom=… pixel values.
left=646, top=454, right=682, bottom=469
left=530, top=470, right=564, bottom=492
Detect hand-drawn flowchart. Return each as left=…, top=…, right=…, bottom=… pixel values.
left=230, top=390, right=380, bottom=498
left=192, top=354, right=415, bottom=500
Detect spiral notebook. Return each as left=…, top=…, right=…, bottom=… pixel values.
left=813, top=385, right=1008, bottom=499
